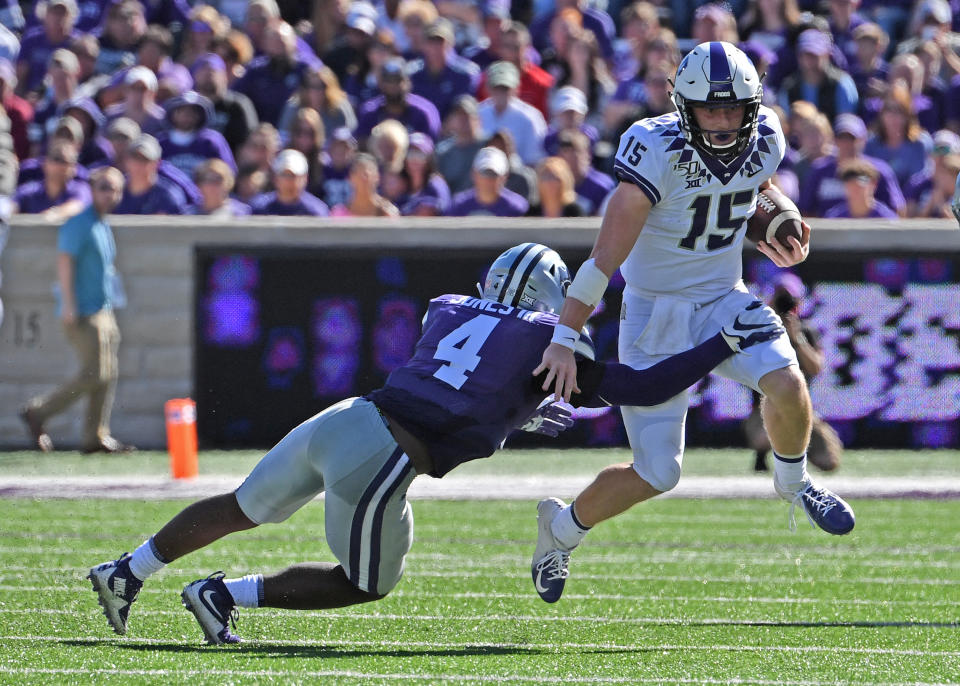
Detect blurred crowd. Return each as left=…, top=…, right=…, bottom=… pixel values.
left=0, top=0, right=958, bottom=219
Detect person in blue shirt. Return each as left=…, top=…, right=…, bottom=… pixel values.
left=20, top=166, right=134, bottom=455
left=87, top=242, right=782, bottom=645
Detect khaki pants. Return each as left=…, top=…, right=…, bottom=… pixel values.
left=28, top=309, right=120, bottom=449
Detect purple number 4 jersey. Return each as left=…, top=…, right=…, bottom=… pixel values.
left=367, top=294, right=576, bottom=478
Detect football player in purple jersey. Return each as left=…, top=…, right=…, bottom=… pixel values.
left=88, top=243, right=781, bottom=645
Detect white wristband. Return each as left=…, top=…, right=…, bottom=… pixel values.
left=551, top=324, right=580, bottom=351
left=566, top=258, right=609, bottom=308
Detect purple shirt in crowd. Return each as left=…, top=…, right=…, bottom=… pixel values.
left=798, top=153, right=905, bottom=217
left=113, top=178, right=186, bottom=215
left=18, top=157, right=89, bottom=184
left=17, top=26, right=78, bottom=91
left=249, top=190, right=330, bottom=216
left=448, top=187, right=529, bottom=217
left=401, top=173, right=451, bottom=215
left=317, top=162, right=351, bottom=207
left=863, top=135, right=931, bottom=189
left=824, top=200, right=898, bottom=219
left=232, top=56, right=312, bottom=126
left=14, top=178, right=90, bottom=213
left=574, top=167, right=615, bottom=216
left=408, top=55, right=480, bottom=119
left=530, top=7, right=615, bottom=59
left=355, top=94, right=442, bottom=142
left=157, top=128, right=237, bottom=180
left=544, top=124, right=600, bottom=156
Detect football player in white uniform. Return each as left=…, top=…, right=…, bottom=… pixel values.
left=530, top=42, right=855, bottom=604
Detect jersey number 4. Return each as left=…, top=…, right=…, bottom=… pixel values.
left=678, top=190, right=754, bottom=251
left=432, top=314, right=500, bottom=389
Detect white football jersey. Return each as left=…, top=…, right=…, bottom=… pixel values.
left=613, top=105, right=786, bottom=303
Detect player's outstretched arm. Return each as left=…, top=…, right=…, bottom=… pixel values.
left=534, top=183, right=652, bottom=402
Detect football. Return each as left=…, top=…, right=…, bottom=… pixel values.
left=745, top=187, right=805, bottom=247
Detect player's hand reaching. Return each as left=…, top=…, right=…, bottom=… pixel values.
left=533, top=343, right=580, bottom=403
left=757, top=220, right=811, bottom=267
left=520, top=401, right=575, bottom=437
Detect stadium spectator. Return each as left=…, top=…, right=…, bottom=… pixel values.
left=825, top=157, right=898, bottom=218
left=436, top=94, right=484, bottom=194
left=68, top=33, right=105, bottom=99
left=540, top=17, right=616, bottom=119
left=898, top=0, right=960, bottom=78
left=396, top=0, right=438, bottom=59
left=826, top=0, right=868, bottom=65
left=408, top=18, right=480, bottom=120
left=104, top=66, right=165, bottom=136
left=906, top=129, right=960, bottom=218
left=319, top=126, right=357, bottom=208
left=477, top=60, right=546, bottom=166
left=178, top=5, right=230, bottom=71
left=744, top=272, right=841, bottom=473
left=544, top=86, right=598, bottom=156
left=19, top=166, right=133, bottom=454
left=96, top=0, right=147, bottom=76
left=556, top=129, right=614, bottom=216
left=399, top=131, right=449, bottom=216
left=233, top=164, right=269, bottom=204
left=342, top=27, right=397, bottom=107
left=913, top=41, right=950, bottom=133
left=250, top=148, right=330, bottom=216
left=114, top=134, right=186, bottom=215
left=58, top=96, right=110, bottom=167
left=18, top=115, right=86, bottom=183
left=849, top=22, right=890, bottom=104
left=242, top=0, right=279, bottom=54
left=355, top=57, right=441, bottom=144
left=487, top=128, right=539, bottom=208
left=527, top=155, right=585, bottom=217
left=277, top=65, right=356, bottom=141
left=861, top=53, right=938, bottom=133
left=137, top=24, right=192, bottom=104
left=461, top=0, right=509, bottom=70
left=284, top=107, right=325, bottom=195
left=330, top=151, right=399, bottom=216
left=864, top=83, right=932, bottom=189
left=368, top=117, right=408, bottom=177
left=605, top=49, right=678, bottom=141
left=190, top=157, right=251, bottom=217
left=232, top=20, right=312, bottom=126
left=236, top=122, right=280, bottom=179
left=322, top=5, right=377, bottom=88
left=213, top=29, right=255, bottom=86
left=799, top=112, right=905, bottom=217
left=476, top=21, right=554, bottom=119
left=787, top=101, right=833, bottom=190
left=778, top=29, right=859, bottom=122
left=0, top=58, right=31, bottom=159
left=530, top=0, right=616, bottom=61
left=28, top=48, right=79, bottom=153
left=191, top=53, right=258, bottom=156
left=612, top=2, right=661, bottom=85
left=449, top=146, right=529, bottom=216
left=13, top=138, right=88, bottom=217
left=16, top=0, right=78, bottom=95
left=0, top=0, right=24, bottom=32
left=691, top=3, right=740, bottom=45
left=157, top=91, right=236, bottom=180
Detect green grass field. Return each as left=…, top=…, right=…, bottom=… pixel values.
left=0, top=448, right=958, bottom=684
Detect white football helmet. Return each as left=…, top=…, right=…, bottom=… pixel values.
left=671, top=41, right=763, bottom=160
left=482, top=243, right=570, bottom=313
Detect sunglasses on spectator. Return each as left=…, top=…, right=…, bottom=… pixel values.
left=94, top=183, right=120, bottom=192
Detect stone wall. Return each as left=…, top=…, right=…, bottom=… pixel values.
left=0, top=214, right=956, bottom=449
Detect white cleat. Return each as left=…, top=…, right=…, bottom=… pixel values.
left=531, top=497, right=570, bottom=603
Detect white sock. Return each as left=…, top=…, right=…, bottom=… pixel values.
left=223, top=574, right=263, bottom=608
left=550, top=502, right=591, bottom=551
left=774, top=452, right=810, bottom=493
left=127, top=537, right=168, bottom=582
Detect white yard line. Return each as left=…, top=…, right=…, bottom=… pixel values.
left=0, top=474, right=959, bottom=500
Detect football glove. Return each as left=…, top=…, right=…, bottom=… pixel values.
left=520, top=401, right=575, bottom=437
left=721, top=300, right=785, bottom=354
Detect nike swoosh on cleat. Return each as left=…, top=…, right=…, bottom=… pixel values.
left=200, top=588, right=225, bottom=623
left=534, top=569, right=550, bottom=595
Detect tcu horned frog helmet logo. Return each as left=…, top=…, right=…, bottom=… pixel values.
left=671, top=41, right=763, bottom=160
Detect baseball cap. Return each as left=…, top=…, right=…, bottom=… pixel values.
left=473, top=146, right=508, bottom=176
left=797, top=29, right=831, bottom=56
left=49, top=48, right=80, bottom=73
left=932, top=129, right=960, bottom=155
left=125, top=65, right=158, bottom=91
left=487, top=60, right=519, bottom=89
left=191, top=52, right=226, bottom=75
left=482, top=0, right=510, bottom=19
left=834, top=113, right=867, bottom=139
left=46, top=0, right=78, bottom=14
left=273, top=148, right=309, bottom=175
left=106, top=116, right=140, bottom=141
left=128, top=133, right=162, bottom=161
left=425, top=18, right=455, bottom=43
left=346, top=12, right=376, bottom=36
left=920, top=0, right=951, bottom=24
left=852, top=22, right=886, bottom=43
left=551, top=86, right=587, bottom=115
left=53, top=115, right=84, bottom=142
left=381, top=56, right=408, bottom=80
left=408, top=132, right=434, bottom=156
left=330, top=126, right=357, bottom=147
